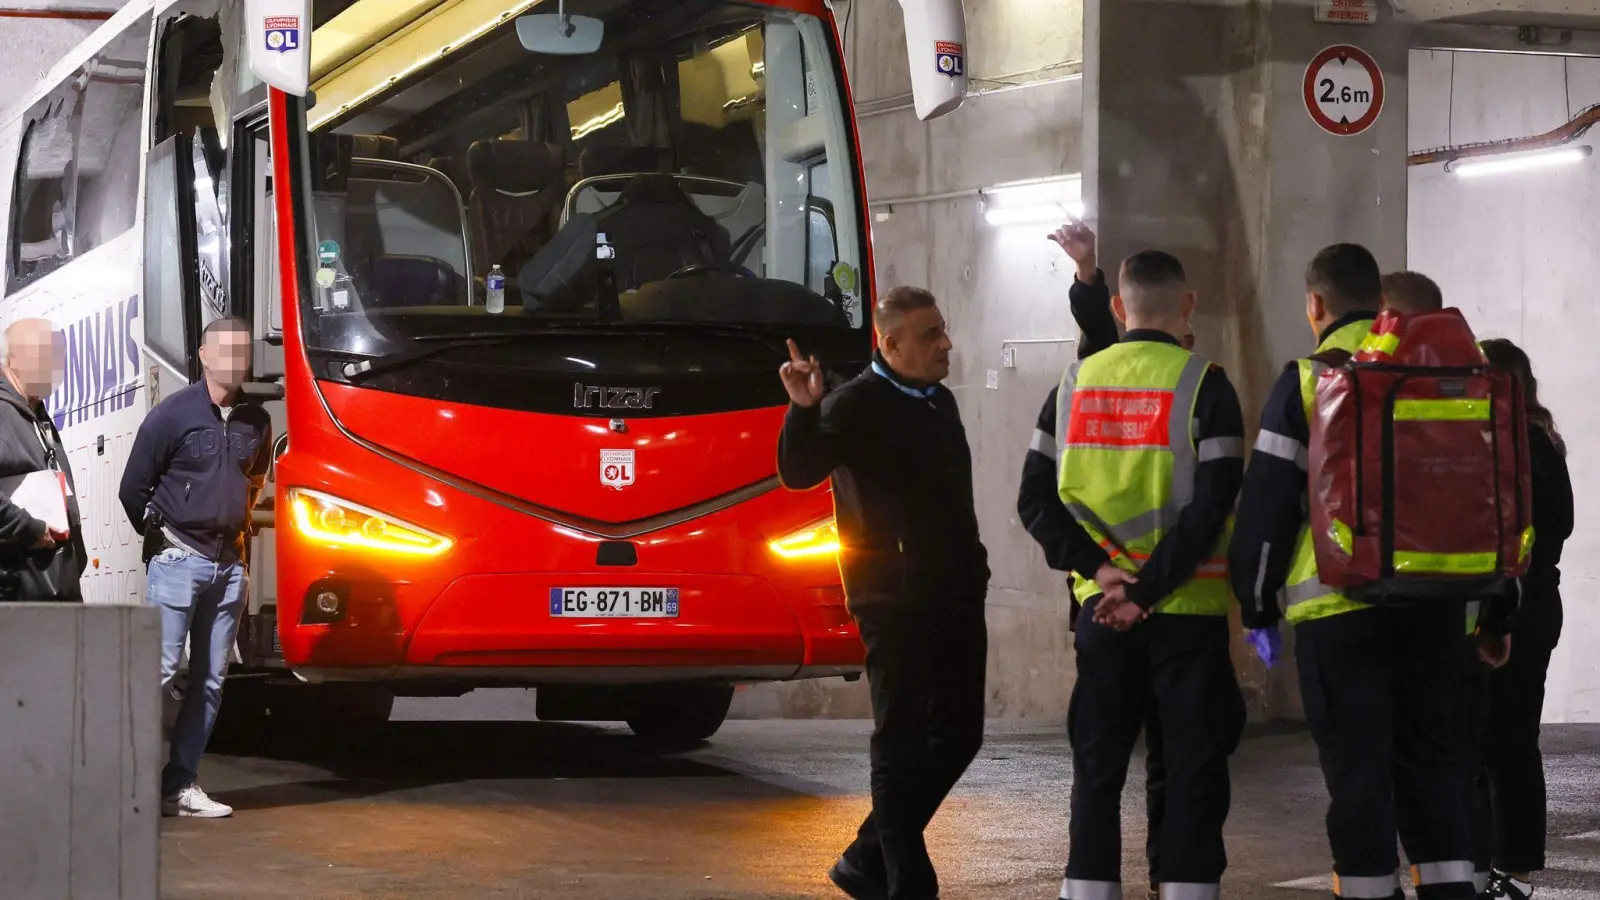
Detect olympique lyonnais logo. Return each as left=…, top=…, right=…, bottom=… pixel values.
left=600, top=449, right=635, bottom=490
left=1067, top=390, right=1174, bottom=448
left=935, top=41, right=964, bottom=78
left=264, top=16, right=300, bottom=54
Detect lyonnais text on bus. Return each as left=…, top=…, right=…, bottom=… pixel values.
left=0, top=0, right=966, bottom=741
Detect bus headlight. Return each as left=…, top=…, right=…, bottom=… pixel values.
left=769, top=519, right=841, bottom=560
left=288, top=488, right=453, bottom=557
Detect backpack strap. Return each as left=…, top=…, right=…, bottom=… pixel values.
left=1308, top=348, right=1353, bottom=368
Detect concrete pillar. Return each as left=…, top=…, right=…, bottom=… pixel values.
left=0, top=603, right=162, bottom=899
left=1082, top=0, right=1410, bottom=717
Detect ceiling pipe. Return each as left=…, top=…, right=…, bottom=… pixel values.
left=1409, top=101, right=1600, bottom=167
left=0, top=8, right=114, bottom=19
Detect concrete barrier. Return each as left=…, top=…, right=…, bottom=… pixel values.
left=0, top=603, right=161, bottom=900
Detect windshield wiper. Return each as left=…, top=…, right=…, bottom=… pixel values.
left=340, top=330, right=567, bottom=382
left=628, top=320, right=793, bottom=352
left=338, top=322, right=800, bottom=383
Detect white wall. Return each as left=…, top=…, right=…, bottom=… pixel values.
left=0, top=16, right=106, bottom=115
left=1408, top=49, right=1600, bottom=723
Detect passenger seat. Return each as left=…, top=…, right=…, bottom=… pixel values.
left=467, top=139, right=566, bottom=281
left=593, top=172, right=733, bottom=292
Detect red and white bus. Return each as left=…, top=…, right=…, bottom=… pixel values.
left=1, top=0, right=965, bottom=742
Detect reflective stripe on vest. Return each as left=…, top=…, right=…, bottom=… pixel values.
left=1284, top=319, right=1374, bottom=625
left=1057, top=341, right=1232, bottom=616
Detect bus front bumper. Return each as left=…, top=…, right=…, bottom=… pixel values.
left=277, top=571, right=864, bottom=687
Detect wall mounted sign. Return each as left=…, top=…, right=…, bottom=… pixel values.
left=1303, top=44, right=1385, bottom=136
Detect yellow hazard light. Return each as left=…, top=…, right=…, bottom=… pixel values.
left=769, top=520, right=841, bottom=560
left=288, top=488, right=453, bottom=558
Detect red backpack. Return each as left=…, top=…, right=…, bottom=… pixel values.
left=1307, top=308, right=1533, bottom=600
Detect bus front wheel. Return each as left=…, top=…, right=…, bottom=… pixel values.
left=623, top=683, right=734, bottom=744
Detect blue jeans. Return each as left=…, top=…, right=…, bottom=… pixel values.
left=146, top=547, right=246, bottom=797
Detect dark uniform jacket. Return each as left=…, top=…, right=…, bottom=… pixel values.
left=777, top=354, right=989, bottom=612
left=0, top=379, right=86, bottom=602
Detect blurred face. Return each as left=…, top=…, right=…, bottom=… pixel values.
left=200, top=327, right=251, bottom=393
left=5, top=322, right=64, bottom=400
left=883, top=306, right=952, bottom=385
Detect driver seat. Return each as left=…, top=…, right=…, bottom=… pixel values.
left=593, top=173, right=732, bottom=292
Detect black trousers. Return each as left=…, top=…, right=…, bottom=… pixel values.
left=1296, top=603, right=1476, bottom=900
left=1144, top=711, right=1167, bottom=885
left=1074, top=594, right=1167, bottom=886
left=1470, top=587, right=1564, bottom=875
left=1064, top=600, right=1244, bottom=896
left=842, top=602, right=987, bottom=900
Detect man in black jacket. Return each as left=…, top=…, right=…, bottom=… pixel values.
left=778, top=286, right=988, bottom=900
left=120, top=317, right=271, bottom=820
left=1016, top=220, right=1168, bottom=900
left=0, top=318, right=85, bottom=602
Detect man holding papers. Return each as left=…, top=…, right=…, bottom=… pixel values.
left=0, top=317, right=84, bottom=603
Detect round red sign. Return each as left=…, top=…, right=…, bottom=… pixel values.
left=1303, top=44, right=1385, bottom=136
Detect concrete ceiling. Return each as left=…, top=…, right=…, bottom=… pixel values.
left=1396, top=0, right=1600, bottom=30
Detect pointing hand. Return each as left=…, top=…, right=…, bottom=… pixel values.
left=779, top=339, right=825, bottom=408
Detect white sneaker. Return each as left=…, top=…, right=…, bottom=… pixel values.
left=162, top=785, right=233, bottom=818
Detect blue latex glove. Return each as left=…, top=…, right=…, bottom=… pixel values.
left=1247, top=627, right=1282, bottom=669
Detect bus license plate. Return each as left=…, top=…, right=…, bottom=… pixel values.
left=549, top=587, right=679, bottom=618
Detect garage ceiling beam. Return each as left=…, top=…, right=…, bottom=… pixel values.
left=1414, top=21, right=1600, bottom=57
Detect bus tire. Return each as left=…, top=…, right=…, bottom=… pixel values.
left=623, top=683, right=734, bottom=744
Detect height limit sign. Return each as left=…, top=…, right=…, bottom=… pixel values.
left=1303, top=44, right=1384, bottom=136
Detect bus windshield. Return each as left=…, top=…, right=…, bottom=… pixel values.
left=295, top=0, right=867, bottom=383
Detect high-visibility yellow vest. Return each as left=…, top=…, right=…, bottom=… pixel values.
left=1283, top=319, right=1374, bottom=625
left=1056, top=340, right=1232, bottom=616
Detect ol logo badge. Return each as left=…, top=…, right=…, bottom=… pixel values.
left=935, top=41, right=964, bottom=77
left=264, top=16, right=300, bottom=54
left=600, top=449, right=635, bottom=490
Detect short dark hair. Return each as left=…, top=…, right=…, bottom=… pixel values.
left=1380, top=271, right=1443, bottom=314
left=875, top=286, right=937, bottom=335
left=203, top=316, right=251, bottom=340
left=1305, top=244, right=1382, bottom=315
left=1120, top=250, right=1187, bottom=291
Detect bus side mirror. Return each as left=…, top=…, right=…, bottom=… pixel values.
left=898, top=0, right=968, bottom=121
left=240, top=379, right=285, bottom=402
left=253, top=334, right=284, bottom=383
left=246, top=0, right=314, bottom=96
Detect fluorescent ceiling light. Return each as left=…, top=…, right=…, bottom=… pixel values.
left=1448, top=145, right=1592, bottom=178
left=981, top=174, right=1085, bottom=227
left=572, top=102, right=625, bottom=139
left=984, top=200, right=1086, bottom=226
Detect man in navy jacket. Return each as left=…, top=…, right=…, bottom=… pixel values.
left=120, top=317, right=271, bottom=819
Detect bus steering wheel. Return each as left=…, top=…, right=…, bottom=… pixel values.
left=666, top=263, right=756, bottom=280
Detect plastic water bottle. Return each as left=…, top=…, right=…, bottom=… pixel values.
left=486, top=264, right=506, bottom=314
